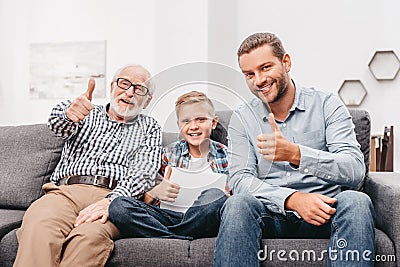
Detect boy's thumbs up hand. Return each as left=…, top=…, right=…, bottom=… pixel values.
left=164, top=165, right=172, bottom=181
left=148, top=166, right=180, bottom=203
left=66, top=78, right=96, bottom=122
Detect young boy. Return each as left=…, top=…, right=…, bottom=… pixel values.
left=108, top=91, right=228, bottom=240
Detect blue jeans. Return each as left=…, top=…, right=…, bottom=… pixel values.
left=214, top=190, right=375, bottom=267
left=108, top=188, right=227, bottom=240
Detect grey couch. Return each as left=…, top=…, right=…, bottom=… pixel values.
left=0, top=109, right=399, bottom=266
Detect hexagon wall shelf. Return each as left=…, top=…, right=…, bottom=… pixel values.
left=338, top=80, right=367, bottom=106
left=368, top=50, right=400, bottom=80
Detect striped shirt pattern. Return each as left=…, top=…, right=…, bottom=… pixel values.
left=48, top=100, right=162, bottom=200
left=159, top=139, right=228, bottom=176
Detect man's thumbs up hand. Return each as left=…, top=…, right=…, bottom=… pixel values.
left=66, top=78, right=96, bottom=122
left=86, top=78, right=95, bottom=101
left=256, top=113, right=300, bottom=165
left=267, top=113, right=280, bottom=133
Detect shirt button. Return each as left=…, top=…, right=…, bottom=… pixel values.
left=282, top=123, right=287, bottom=127
left=304, top=168, right=309, bottom=173
left=286, top=172, right=291, bottom=177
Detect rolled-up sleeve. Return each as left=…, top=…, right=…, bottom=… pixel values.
left=47, top=100, right=81, bottom=139
left=298, top=95, right=365, bottom=188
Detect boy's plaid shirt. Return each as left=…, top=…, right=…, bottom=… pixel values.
left=159, top=139, right=228, bottom=176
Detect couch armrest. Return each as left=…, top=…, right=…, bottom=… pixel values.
left=365, top=172, right=400, bottom=260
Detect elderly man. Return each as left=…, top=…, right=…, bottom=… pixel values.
left=14, top=64, right=162, bottom=267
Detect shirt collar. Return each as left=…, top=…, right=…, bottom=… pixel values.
left=104, top=103, right=139, bottom=125
left=180, top=140, right=190, bottom=156
left=180, top=139, right=218, bottom=157
left=208, top=140, right=218, bottom=157
left=257, top=80, right=306, bottom=122
left=248, top=98, right=269, bottom=123
left=289, top=81, right=306, bottom=112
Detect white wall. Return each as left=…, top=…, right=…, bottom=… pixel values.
left=154, top=1, right=208, bottom=71
left=230, top=0, right=400, bottom=171
left=0, top=0, right=156, bottom=125
left=0, top=0, right=398, bottom=171
left=148, top=1, right=209, bottom=131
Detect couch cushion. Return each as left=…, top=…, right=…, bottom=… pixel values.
left=0, top=209, right=24, bottom=240
left=349, top=109, right=370, bottom=176
left=162, top=132, right=180, bottom=148
left=0, top=124, right=64, bottom=209
left=1, top=227, right=393, bottom=267
left=210, top=110, right=232, bottom=146
left=347, top=109, right=370, bottom=191
left=210, top=122, right=228, bottom=146
left=187, top=228, right=393, bottom=267
left=0, top=228, right=19, bottom=266
left=106, top=238, right=191, bottom=266
left=104, top=227, right=393, bottom=267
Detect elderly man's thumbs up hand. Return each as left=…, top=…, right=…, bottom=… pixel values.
left=66, top=78, right=96, bottom=122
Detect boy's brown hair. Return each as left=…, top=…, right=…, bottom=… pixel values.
left=175, top=91, right=215, bottom=118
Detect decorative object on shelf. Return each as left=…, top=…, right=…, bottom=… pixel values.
left=368, top=50, right=400, bottom=81
left=30, top=40, right=107, bottom=99
left=337, top=79, right=367, bottom=106
left=370, top=125, right=394, bottom=172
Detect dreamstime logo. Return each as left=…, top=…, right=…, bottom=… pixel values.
left=336, top=238, right=347, bottom=249
left=257, top=238, right=378, bottom=263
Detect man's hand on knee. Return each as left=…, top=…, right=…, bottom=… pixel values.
left=285, top=192, right=337, bottom=226
left=74, top=198, right=112, bottom=227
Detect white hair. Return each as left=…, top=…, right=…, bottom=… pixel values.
left=112, top=64, right=155, bottom=95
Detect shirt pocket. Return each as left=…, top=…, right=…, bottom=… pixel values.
left=293, top=129, right=326, bottom=150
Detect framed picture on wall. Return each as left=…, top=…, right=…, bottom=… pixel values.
left=29, top=40, right=106, bottom=99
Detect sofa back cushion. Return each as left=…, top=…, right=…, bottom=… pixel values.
left=349, top=109, right=371, bottom=178
left=0, top=109, right=368, bottom=210
left=0, top=124, right=64, bottom=209
left=210, top=110, right=232, bottom=146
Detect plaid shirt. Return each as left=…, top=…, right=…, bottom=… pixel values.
left=159, top=139, right=228, bottom=176
left=48, top=100, right=162, bottom=200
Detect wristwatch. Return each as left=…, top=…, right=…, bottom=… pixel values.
left=151, top=197, right=160, bottom=206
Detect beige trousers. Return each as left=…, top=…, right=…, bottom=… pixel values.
left=14, top=183, right=120, bottom=267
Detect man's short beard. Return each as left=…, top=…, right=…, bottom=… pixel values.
left=270, top=69, right=288, bottom=104
left=110, top=97, right=145, bottom=120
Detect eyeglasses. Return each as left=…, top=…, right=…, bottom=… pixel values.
left=115, top=78, right=149, bottom=96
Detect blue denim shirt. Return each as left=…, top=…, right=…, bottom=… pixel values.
left=227, top=84, right=365, bottom=215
